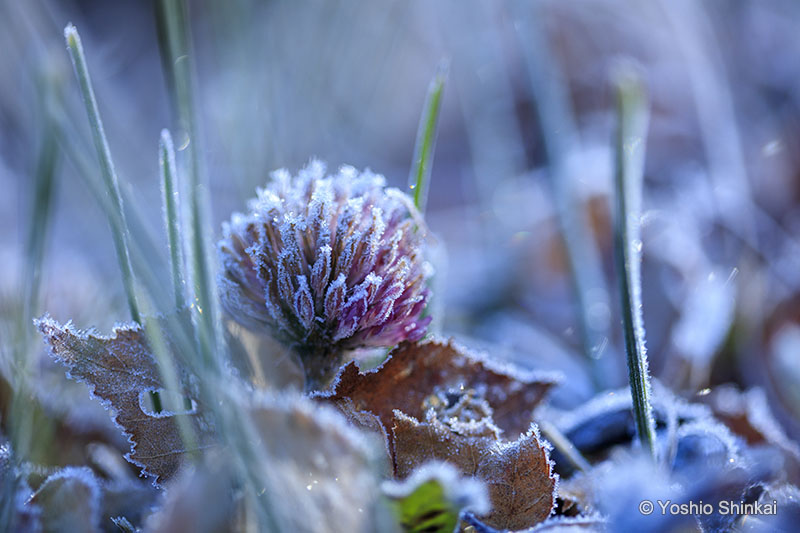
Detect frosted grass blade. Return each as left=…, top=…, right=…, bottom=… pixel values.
left=612, top=64, right=656, bottom=458
left=64, top=24, right=141, bottom=324
left=156, top=0, right=218, bottom=368
left=408, top=63, right=447, bottom=214
left=159, top=129, right=185, bottom=309
left=513, top=5, right=611, bottom=388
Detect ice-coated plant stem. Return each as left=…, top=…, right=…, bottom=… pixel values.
left=613, top=64, right=656, bottom=459
left=65, top=24, right=166, bottom=411
left=22, top=123, right=57, bottom=330
left=159, top=129, right=185, bottom=309
left=64, top=24, right=141, bottom=324
left=409, top=63, right=447, bottom=214
left=9, top=76, right=60, bottom=462
left=156, top=0, right=218, bottom=367
left=539, top=420, right=590, bottom=473
left=513, top=5, right=610, bottom=388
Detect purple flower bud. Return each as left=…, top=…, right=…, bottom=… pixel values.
left=218, top=161, right=432, bottom=390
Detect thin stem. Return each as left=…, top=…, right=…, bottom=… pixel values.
left=10, top=79, right=60, bottom=461
left=612, top=64, right=656, bottom=458
left=160, top=129, right=185, bottom=309
left=408, top=62, right=447, bottom=214
left=46, top=98, right=166, bottom=310
left=513, top=5, right=610, bottom=388
left=22, top=120, right=57, bottom=329
left=139, top=295, right=200, bottom=455
left=156, top=0, right=217, bottom=368
left=154, top=5, right=279, bottom=529
left=538, top=420, right=590, bottom=473
left=64, top=24, right=140, bottom=324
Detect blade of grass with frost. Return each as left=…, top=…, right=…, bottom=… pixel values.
left=14, top=5, right=165, bottom=308
left=613, top=66, right=656, bottom=458
left=156, top=0, right=218, bottom=368
left=47, top=103, right=171, bottom=306
left=9, top=81, right=59, bottom=461
left=659, top=0, right=756, bottom=248
left=64, top=24, right=140, bottom=324
left=138, top=293, right=200, bottom=457
left=52, top=118, right=270, bottom=522
left=538, top=420, right=590, bottom=473
left=156, top=6, right=282, bottom=527
left=41, top=71, right=170, bottom=288
left=22, top=121, right=57, bottom=329
left=48, top=92, right=209, bottom=392
left=160, top=130, right=186, bottom=309
left=408, top=63, right=447, bottom=214
left=65, top=25, right=171, bottom=412
left=512, top=5, right=610, bottom=387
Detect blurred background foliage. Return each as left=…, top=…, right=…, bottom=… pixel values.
left=2, top=0, right=800, bottom=465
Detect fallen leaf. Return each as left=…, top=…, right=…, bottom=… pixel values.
left=1, top=439, right=41, bottom=533
left=145, top=392, right=386, bottom=532
left=143, top=459, right=238, bottom=533
left=32, top=467, right=101, bottom=533
left=36, top=316, right=215, bottom=485
left=701, top=386, right=800, bottom=462
left=544, top=387, right=708, bottom=472
left=392, top=411, right=556, bottom=531
left=314, top=337, right=559, bottom=449
left=382, top=461, right=489, bottom=533
left=246, top=392, right=386, bottom=533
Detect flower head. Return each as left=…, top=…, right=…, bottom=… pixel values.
left=219, top=161, right=432, bottom=389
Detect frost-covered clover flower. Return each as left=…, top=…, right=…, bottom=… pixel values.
left=219, top=161, right=432, bottom=389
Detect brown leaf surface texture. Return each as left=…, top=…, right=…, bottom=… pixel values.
left=247, top=393, right=382, bottom=533
left=32, top=467, right=101, bottom=533
left=315, top=337, right=558, bottom=530
left=393, top=411, right=556, bottom=530
left=37, top=317, right=215, bottom=485
left=315, top=337, right=559, bottom=444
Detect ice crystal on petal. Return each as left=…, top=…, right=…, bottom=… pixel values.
left=219, top=161, right=432, bottom=389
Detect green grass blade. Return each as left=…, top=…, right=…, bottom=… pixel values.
left=9, top=78, right=60, bottom=462
left=154, top=5, right=281, bottom=529
left=156, top=0, right=218, bottom=367
left=612, top=64, right=656, bottom=458
left=46, top=99, right=168, bottom=308
left=64, top=24, right=141, bottom=324
left=21, top=108, right=58, bottom=336
left=513, top=5, right=610, bottom=388
left=538, top=420, right=590, bottom=473
left=408, top=63, right=447, bottom=214
left=160, top=129, right=186, bottom=309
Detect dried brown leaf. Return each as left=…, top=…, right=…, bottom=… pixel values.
left=1, top=440, right=41, bottom=533
left=247, top=392, right=384, bottom=533
left=702, top=386, right=800, bottom=475
left=145, top=393, right=383, bottom=533
left=36, top=317, right=215, bottom=485
left=315, top=337, right=559, bottom=446
left=144, top=459, right=238, bottom=533
left=393, top=411, right=556, bottom=531
left=31, top=467, right=101, bottom=533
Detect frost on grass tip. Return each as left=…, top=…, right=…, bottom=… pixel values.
left=218, top=161, right=433, bottom=390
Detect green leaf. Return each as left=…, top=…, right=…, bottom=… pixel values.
left=612, top=62, right=656, bottom=458
left=408, top=63, right=447, bottom=215
left=64, top=24, right=140, bottom=324
left=384, top=462, right=489, bottom=533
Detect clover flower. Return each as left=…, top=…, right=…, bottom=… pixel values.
left=218, top=161, right=432, bottom=389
